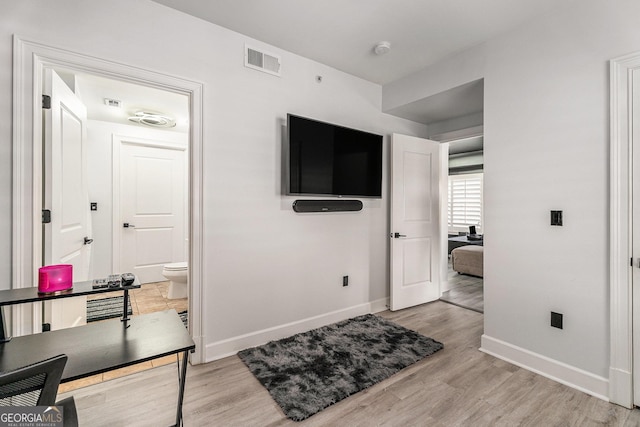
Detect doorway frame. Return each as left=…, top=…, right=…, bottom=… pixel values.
left=12, top=36, right=206, bottom=364
left=610, top=50, right=640, bottom=407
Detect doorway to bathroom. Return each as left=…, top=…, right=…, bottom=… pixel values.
left=43, top=68, right=191, bottom=391
left=42, top=68, right=191, bottom=333
left=13, top=38, right=204, bottom=364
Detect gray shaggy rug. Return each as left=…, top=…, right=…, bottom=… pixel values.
left=237, top=314, right=443, bottom=421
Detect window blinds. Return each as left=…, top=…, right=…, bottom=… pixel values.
left=448, top=173, right=483, bottom=232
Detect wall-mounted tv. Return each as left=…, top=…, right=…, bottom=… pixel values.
left=287, top=114, right=383, bottom=198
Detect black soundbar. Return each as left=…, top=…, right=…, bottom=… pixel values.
left=292, top=199, right=363, bottom=213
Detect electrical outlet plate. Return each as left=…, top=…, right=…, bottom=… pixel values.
left=343, top=276, right=348, bottom=287
left=550, top=210, right=563, bottom=226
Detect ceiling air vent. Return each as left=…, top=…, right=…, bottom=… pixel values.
left=245, top=45, right=281, bottom=77
left=104, top=98, right=122, bottom=108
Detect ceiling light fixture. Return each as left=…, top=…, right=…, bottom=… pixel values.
left=127, top=111, right=176, bottom=128
left=373, top=41, right=391, bottom=56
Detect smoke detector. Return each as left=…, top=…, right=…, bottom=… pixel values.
left=373, top=41, right=391, bottom=55
left=128, top=111, right=176, bottom=128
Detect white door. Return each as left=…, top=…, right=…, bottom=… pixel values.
left=390, top=134, right=447, bottom=311
left=118, top=140, right=186, bottom=284
left=42, top=69, right=91, bottom=329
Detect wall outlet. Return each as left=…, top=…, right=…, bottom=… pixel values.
left=550, top=210, right=563, bottom=226
left=551, top=311, right=563, bottom=329
left=343, top=276, right=349, bottom=287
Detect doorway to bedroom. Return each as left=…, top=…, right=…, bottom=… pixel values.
left=440, top=136, right=484, bottom=313
left=385, top=79, right=485, bottom=314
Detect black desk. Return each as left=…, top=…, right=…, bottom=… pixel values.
left=0, top=310, right=193, bottom=381
left=0, top=280, right=141, bottom=340
left=0, top=280, right=140, bottom=307
left=0, top=283, right=195, bottom=426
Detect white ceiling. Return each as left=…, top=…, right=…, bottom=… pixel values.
left=58, top=2, right=573, bottom=138
left=56, top=69, right=189, bottom=133
left=151, top=0, right=571, bottom=86
left=386, top=79, right=484, bottom=124
left=150, top=0, right=572, bottom=129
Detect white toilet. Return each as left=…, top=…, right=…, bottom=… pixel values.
left=162, top=262, right=188, bottom=300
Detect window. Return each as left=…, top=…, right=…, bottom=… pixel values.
left=448, top=173, right=483, bottom=233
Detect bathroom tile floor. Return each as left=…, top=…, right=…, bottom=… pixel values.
left=58, top=281, right=188, bottom=393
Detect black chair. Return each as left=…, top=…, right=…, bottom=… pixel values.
left=0, top=354, right=78, bottom=426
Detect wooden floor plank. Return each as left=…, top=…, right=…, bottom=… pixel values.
left=60, top=301, right=640, bottom=426
left=440, top=258, right=484, bottom=313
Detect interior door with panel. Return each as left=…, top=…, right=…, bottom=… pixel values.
left=117, top=139, right=186, bottom=284
left=390, top=133, right=447, bottom=311
left=42, top=69, right=92, bottom=330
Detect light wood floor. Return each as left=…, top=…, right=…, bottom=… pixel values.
left=59, top=301, right=640, bottom=426
left=440, top=259, right=484, bottom=313
left=57, top=281, right=188, bottom=394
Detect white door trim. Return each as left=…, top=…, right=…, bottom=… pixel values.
left=609, top=50, right=640, bottom=407
left=12, top=36, right=206, bottom=364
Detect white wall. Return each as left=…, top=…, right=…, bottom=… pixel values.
left=382, top=46, right=487, bottom=114
left=86, top=120, right=188, bottom=279
left=385, top=0, right=640, bottom=397
left=427, top=112, right=483, bottom=139
left=0, top=1, right=428, bottom=355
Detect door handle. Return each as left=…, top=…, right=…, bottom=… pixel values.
left=83, top=237, right=93, bottom=245
left=392, top=232, right=407, bottom=238
left=123, top=223, right=135, bottom=228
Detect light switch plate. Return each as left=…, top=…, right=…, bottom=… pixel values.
left=551, top=210, right=563, bottom=226
left=551, top=311, right=563, bottom=329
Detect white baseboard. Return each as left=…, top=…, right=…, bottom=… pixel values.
left=440, top=279, right=452, bottom=293
left=205, top=298, right=390, bottom=362
left=480, top=334, right=609, bottom=401
left=189, top=334, right=206, bottom=365
left=609, top=366, right=633, bottom=408
left=370, top=297, right=390, bottom=313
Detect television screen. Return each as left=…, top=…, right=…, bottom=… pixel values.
left=288, top=114, right=383, bottom=198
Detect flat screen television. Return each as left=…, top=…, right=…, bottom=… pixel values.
left=287, top=114, right=383, bottom=198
